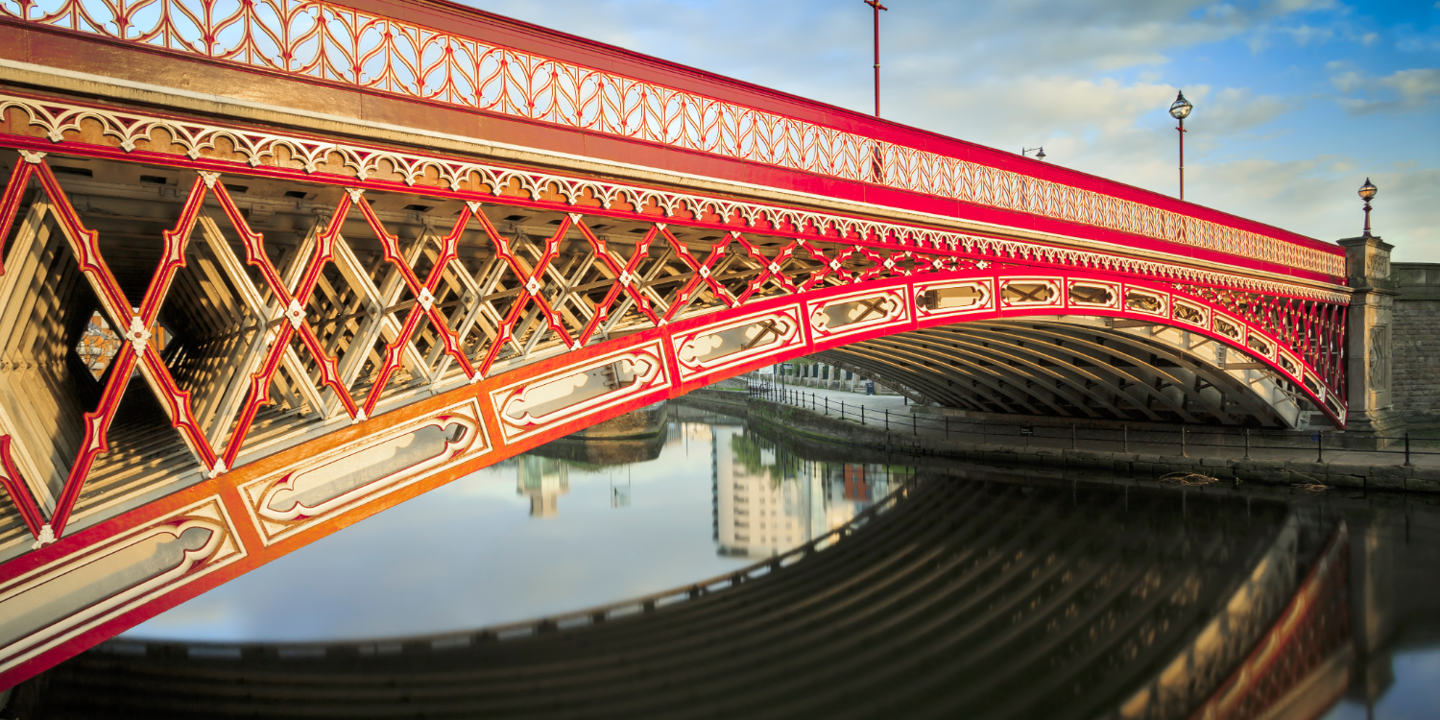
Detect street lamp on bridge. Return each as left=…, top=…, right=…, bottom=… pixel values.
left=1022, top=147, right=1046, bottom=161
left=1359, top=178, right=1378, bottom=238
left=1169, top=91, right=1193, bottom=200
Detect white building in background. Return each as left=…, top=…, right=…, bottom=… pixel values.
left=766, top=357, right=896, bottom=395
left=517, top=455, right=569, bottom=518
left=713, top=425, right=902, bottom=558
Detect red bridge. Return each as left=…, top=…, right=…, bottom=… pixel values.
left=0, top=0, right=1390, bottom=689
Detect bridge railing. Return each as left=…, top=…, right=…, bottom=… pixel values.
left=752, top=383, right=1439, bottom=472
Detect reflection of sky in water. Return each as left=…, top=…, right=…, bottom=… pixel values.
left=128, top=422, right=757, bottom=642
left=1321, top=649, right=1440, bottom=720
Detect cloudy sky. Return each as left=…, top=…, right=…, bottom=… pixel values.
left=460, top=0, right=1439, bottom=263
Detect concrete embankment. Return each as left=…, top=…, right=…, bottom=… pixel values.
left=679, top=389, right=1440, bottom=494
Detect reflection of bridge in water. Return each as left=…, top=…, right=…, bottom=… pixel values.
left=40, top=458, right=1351, bottom=719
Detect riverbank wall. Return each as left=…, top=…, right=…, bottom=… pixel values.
left=678, top=389, right=1440, bottom=494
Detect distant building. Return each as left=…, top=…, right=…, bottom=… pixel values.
left=771, top=358, right=895, bottom=395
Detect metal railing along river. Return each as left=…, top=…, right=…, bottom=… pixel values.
left=748, top=381, right=1436, bottom=468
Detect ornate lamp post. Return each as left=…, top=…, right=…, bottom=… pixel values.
left=1169, top=91, right=1193, bottom=200
left=1359, top=178, right=1378, bottom=237
left=1022, top=147, right=1046, bottom=161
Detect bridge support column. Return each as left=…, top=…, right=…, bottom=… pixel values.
left=1338, top=235, right=1403, bottom=446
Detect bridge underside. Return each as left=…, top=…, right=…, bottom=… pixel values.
left=820, top=317, right=1311, bottom=427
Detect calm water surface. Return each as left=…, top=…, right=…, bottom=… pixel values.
left=126, top=404, right=1440, bottom=719
left=129, top=408, right=905, bottom=642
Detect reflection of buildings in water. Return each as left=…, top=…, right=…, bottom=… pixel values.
left=681, top=422, right=714, bottom=444
left=516, top=455, right=569, bottom=518
left=1336, top=505, right=1440, bottom=718
left=671, top=420, right=713, bottom=462
left=712, top=426, right=897, bottom=558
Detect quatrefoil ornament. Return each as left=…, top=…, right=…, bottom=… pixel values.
left=123, top=316, right=151, bottom=354
left=284, top=299, right=306, bottom=329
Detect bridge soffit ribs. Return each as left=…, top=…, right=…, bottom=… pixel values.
left=0, top=0, right=1346, bottom=280
left=818, top=319, right=1306, bottom=427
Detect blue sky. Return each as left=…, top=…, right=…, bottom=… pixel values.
left=460, top=0, right=1439, bottom=263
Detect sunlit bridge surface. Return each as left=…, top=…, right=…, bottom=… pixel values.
left=21, top=402, right=1431, bottom=720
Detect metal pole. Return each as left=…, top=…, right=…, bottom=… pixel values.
left=861, top=405, right=865, bottom=425
left=1123, top=425, right=1129, bottom=454
left=1244, top=428, right=1250, bottom=460
left=1405, top=432, right=1413, bottom=467
left=884, top=408, right=889, bottom=431
left=1071, top=423, right=1077, bottom=450
left=825, top=397, right=829, bottom=416
left=1181, top=426, right=1187, bottom=457
left=1177, top=116, right=1185, bottom=200
left=1317, top=430, right=1324, bottom=463
left=946, top=416, right=950, bottom=440
left=913, top=413, right=917, bottom=435
left=864, top=0, right=887, bottom=118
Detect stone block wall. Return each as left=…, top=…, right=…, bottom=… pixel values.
left=1393, top=263, right=1440, bottom=422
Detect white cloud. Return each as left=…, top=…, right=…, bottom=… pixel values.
left=1382, top=69, right=1440, bottom=104
left=1331, top=69, right=1365, bottom=93
left=1189, top=159, right=1440, bottom=261
left=1331, top=67, right=1440, bottom=114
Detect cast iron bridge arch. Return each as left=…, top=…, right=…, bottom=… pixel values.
left=0, top=0, right=1352, bottom=689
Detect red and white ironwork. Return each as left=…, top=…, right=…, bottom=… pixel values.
left=0, top=0, right=1345, bottom=278
left=0, top=92, right=1349, bottom=305
left=0, top=144, right=1350, bottom=546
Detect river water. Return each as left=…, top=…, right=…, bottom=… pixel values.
left=125, top=402, right=1440, bottom=720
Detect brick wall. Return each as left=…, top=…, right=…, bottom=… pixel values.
left=1393, top=263, right=1440, bottom=422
